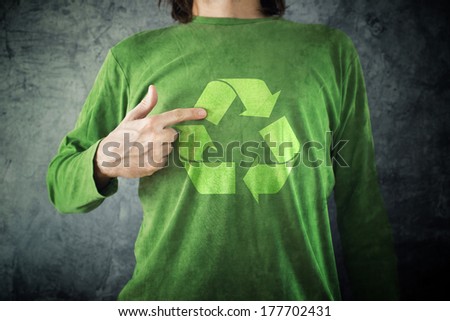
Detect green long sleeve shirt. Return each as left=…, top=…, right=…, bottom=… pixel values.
left=47, top=15, right=400, bottom=300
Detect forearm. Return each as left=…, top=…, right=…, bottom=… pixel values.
left=335, top=177, right=400, bottom=300
left=47, top=140, right=118, bottom=214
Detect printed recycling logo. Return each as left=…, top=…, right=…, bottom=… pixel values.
left=176, top=79, right=300, bottom=202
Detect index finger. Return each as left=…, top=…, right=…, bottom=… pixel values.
left=155, top=108, right=207, bottom=127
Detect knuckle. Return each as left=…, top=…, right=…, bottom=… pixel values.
left=174, top=108, right=185, bottom=121
left=145, top=168, right=156, bottom=176
left=167, top=128, right=178, bottom=142
left=146, top=117, right=155, bottom=127
left=162, top=143, right=172, bottom=154
left=141, top=95, right=149, bottom=105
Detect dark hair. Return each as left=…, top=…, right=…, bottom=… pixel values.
left=158, top=0, right=286, bottom=24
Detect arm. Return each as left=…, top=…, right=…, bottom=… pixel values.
left=46, top=50, right=129, bottom=213
left=47, top=49, right=207, bottom=214
left=332, top=48, right=400, bottom=300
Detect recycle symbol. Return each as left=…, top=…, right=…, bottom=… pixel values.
left=176, top=79, right=300, bottom=202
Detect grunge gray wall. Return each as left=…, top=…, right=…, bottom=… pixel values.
left=1, top=0, right=449, bottom=300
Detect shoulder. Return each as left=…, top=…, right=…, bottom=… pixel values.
left=277, top=18, right=357, bottom=57
left=108, top=24, right=181, bottom=62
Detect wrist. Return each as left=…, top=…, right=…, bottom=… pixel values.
left=94, top=140, right=114, bottom=190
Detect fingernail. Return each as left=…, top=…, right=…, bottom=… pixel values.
left=197, top=108, right=207, bottom=117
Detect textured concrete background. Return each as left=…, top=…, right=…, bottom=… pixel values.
left=0, top=0, right=449, bottom=300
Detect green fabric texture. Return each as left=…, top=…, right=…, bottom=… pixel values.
left=47, top=15, right=400, bottom=300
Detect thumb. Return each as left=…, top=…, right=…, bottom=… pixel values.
left=125, top=85, right=158, bottom=121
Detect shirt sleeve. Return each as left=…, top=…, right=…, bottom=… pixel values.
left=46, top=49, right=129, bottom=213
left=332, top=44, right=401, bottom=300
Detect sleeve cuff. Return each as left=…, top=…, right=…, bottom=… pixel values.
left=85, top=139, right=119, bottom=199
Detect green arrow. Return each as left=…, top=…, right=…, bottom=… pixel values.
left=194, top=81, right=236, bottom=125
left=221, top=79, right=280, bottom=118
left=182, top=79, right=296, bottom=200
left=185, top=162, right=235, bottom=194
left=176, top=125, right=214, bottom=161
left=243, top=161, right=292, bottom=203
left=259, top=116, right=300, bottom=163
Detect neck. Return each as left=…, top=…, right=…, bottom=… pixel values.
left=192, top=0, right=265, bottom=19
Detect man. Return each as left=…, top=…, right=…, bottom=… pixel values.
left=47, top=0, right=400, bottom=300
